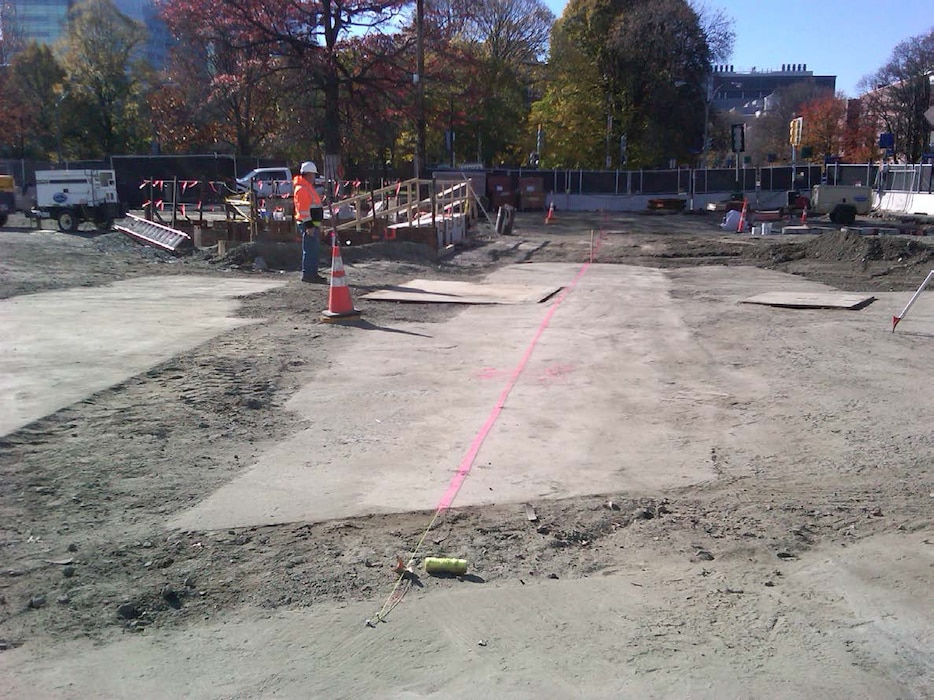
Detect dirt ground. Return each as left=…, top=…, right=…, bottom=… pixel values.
left=1, top=209, right=934, bottom=697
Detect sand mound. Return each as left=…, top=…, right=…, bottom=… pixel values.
left=218, top=239, right=437, bottom=270
left=805, top=230, right=932, bottom=264
left=340, top=240, right=436, bottom=264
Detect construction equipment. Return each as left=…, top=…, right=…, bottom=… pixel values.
left=32, top=169, right=126, bottom=232
left=784, top=184, right=872, bottom=226
left=0, top=173, right=13, bottom=227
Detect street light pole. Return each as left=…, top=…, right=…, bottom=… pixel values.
left=701, top=73, right=715, bottom=168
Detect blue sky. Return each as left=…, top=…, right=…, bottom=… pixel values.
left=541, top=0, right=934, bottom=97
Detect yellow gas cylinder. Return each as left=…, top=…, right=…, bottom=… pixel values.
left=423, top=557, right=468, bottom=576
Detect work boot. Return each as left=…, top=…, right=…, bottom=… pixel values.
left=301, top=274, right=327, bottom=284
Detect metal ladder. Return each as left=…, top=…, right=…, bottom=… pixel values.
left=115, top=213, right=191, bottom=253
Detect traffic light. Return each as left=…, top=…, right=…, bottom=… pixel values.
left=731, top=123, right=745, bottom=153
left=789, top=117, right=803, bottom=146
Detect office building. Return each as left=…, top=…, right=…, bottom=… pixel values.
left=7, top=0, right=170, bottom=67
left=710, top=64, right=837, bottom=117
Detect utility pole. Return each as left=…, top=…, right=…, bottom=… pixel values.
left=414, top=0, right=426, bottom=181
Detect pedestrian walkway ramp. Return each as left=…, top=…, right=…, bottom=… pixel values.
left=116, top=213, right=191, bottom=253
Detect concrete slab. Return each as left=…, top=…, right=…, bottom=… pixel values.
left=781, top=225, right=832, bottom=234
left=0, top=276, right=284, bottom=436
left=170, top=262, right=854, bottom=533
left=742, top=291, right=875, bottom=309
left=362, top=278, right=561, bottom=304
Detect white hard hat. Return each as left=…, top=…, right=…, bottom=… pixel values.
left=300, top=161, right=317, bottom=175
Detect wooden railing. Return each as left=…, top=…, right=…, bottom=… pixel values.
left=324, top=177, right=479, bottom=232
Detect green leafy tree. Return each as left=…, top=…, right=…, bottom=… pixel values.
left=540, top=0, right=709, bottom=168
left=3, top=43, right=67, bottom=160
left=529, top=20, right=605, bottom=167
left=419, top=36, right=484, bottom=167
left=420, top=0, right=553, bottom=167
left=602, top=0, right=709, bottom=166
left=57, top=0, right=151, bottom=157
left=464, top=0, right=554, bottom=165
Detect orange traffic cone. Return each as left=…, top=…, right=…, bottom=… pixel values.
left=736, top=199, right=748, bottom=232
left=800, top=204, right=808, bottom=225
left=320, top=242, right=362, bottom=323
left=545, top=201, right=555, bottom=224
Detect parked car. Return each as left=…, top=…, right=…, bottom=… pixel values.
left=235, top=167, right=333, bottom=201
left=235, top=167, right=293, bottom=199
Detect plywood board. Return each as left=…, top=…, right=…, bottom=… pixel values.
left=742, top=291, right=875, bottom=310
left=362, top=278, right=561, bottom=304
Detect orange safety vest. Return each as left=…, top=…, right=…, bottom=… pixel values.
left=293, top=174, right=323, bottom=223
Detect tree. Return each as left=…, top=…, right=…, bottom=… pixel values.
left=464, top=0, right=553, bottom=164
left=544, top=0, right=709, bottom=168
left=57, top=0, right=151, bottom=157
left=607, top=0, right=709, bottom=165
left=2, top=43, right=67, bottom=160
left=798, top=93, right=847, bottom=162
left=424, top=0, right=554, bottom=166
left=859, top=27, right=934, bottom=163
left=0, top=0, right=24, bottom=155
left=840, top=98, right=878, bottom=163
left=690, top=1, right=734, bottom=64
left=161, top=0, right=415, bottom=183
left=463, top=0, right=553, bottom=65
left=529, top=17, right=605, bottom=167
left=545, top=0, right=710, bottom=167
left=155, top=6, right=284, bottom=157
left=745, top=81, right=832, bottom=165
left=145, top=73, right=218, bottom=155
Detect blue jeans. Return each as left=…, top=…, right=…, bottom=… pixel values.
left=299, top=221, right=320, bottom=277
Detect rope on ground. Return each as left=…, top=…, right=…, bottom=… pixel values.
left=367, top=507, right=444, bottom=626
left=366, top=214, right=610, bottom=628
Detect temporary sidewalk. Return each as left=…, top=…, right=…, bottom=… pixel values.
left=167, top=263, right=900, bottom=534
left=0, top=276, right=284, bottom=436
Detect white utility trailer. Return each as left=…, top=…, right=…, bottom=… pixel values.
left=32, top=169, right=125, bottom=232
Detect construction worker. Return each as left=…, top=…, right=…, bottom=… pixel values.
left=293, top=161, right=325, bottom=283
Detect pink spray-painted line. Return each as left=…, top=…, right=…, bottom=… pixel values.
left=436, top=257, right=599, bottom=511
